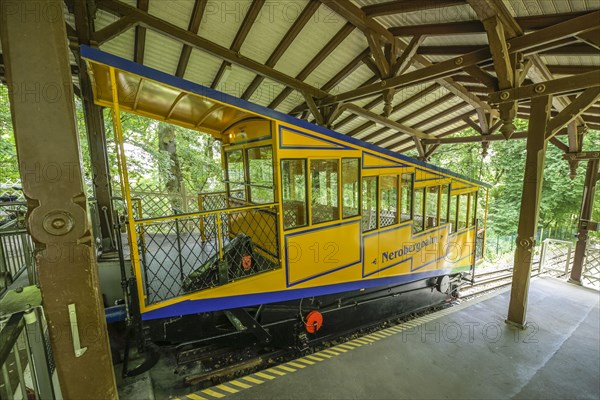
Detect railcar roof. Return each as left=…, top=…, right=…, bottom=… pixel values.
left=82, top=45, right=491, bottom=188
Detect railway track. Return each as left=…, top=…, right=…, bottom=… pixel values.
left=175, top=268, right=555, bottom=388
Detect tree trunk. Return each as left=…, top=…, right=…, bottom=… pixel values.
left=158, top=123, right=183, bottom=211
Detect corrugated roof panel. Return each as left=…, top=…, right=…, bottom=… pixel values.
left=506, top=0, right=599, bottom=16
left=331, top=64, right=375, bottom=94
left=273, top=3, right=347, bottom=78
left=304, top=30, right=368, bottom=88
left=196, top=2, right=245, bottom=49
left=143, top=30, right=183, bottom=76
left=417, top=104, right=472, bottom=133
left=423, top=34, right=488, bottom=46
left=217, top=65, right=256, bottom=99
left=351, top=122, right=384, bottom=139
left=241, top=0, right=308, bottom=65
left=98, top=10, right=135, bottom=62
left=182, top=49, right=223, bottom=87
left=542, top=55, right=600, bottom=66
left=373, top=4, right=478, bottom=28
left=248, top=78, right=286, bottom=108
left=148, top=0, right=195, bottom=30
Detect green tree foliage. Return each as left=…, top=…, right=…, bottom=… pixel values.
left=429, top=119, right=600, bottom=238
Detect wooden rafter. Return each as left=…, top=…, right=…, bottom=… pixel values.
left=321, top=0, right=495, bottom=115
left=241, top=1, right=320, bottom=100
left=345, top=84, right=440, bottom=139
left=268, top=22, right=355, bottom=109
left=211, top=0, right=265, bottom=88
left=344, top=104, right=435, bottom=140
left=133, top=0, right=149, bottom=64
left=175, top=0, right=207, bottom=78
left=547, top=87, right=600, bottom=139
left=388, top=11, right=590, bottom=36
left=309, top=10, right=599, bottom=107
left=362, top=0, right=466, bottom=17
left=97, top=0, right=328, bottom=98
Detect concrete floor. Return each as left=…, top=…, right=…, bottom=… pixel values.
left=203, top=277, right=600, bottom=400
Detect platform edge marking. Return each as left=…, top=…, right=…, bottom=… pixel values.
left=201, top=388, right=226, bottom=398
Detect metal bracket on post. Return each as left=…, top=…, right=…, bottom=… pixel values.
left=68, top=304, right=88, bottom=358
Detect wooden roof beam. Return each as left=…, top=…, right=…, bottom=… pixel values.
left=312, top=10, right=600, bottom=107
left=344, top=104, right=436, bottom=140
left=241, top=1, right=320, bottom=100
left=346, top=83, right=440, bottom=139
left=175, top=0, right=208, bottom=78
left=547, top=87, right=600, bottom=140
left=133, top=0, right=149, bottom=64
left=92, top=12, right=139, bottom=45
left=319, top=0, right=495, bottom=116
left=211, top=0, right=265, bottom=88
left=268, top=22, right=355, bottom=110
left=96, top=0, right=328, bottom=98
left=362, top=0, right=466, bottom=17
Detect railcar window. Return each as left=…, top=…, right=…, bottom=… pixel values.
left=440, top=185, right=450, bottom=225
left=413, top=188, right=425, bottom=233
left=380, top=175, right=398, bottom=228
left=362, top=176, right=377, bottom=232
left=281, top=159, right=307, bottom=230
left=310, top=159, right=339, bottom=225
left=342, top=158, right=360, bottom=218
left=470, top=191, right=477, bottom=226
left=400, top=173, right=413, bottom=222
left=449, top=194, right=458, bottom=233
left=426, top=186, right=439, bottom=229
left=457, top=194, right=468, bottom=230
left=226, top=149, right=246, bottom=200
left=247, top=146, right=274, bottom=204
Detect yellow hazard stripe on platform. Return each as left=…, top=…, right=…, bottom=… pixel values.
left=201, top=389, right=225, bottom=398
left=181, top=290, right=509, bottom=400
left=186, top=394, right=208, bottom=400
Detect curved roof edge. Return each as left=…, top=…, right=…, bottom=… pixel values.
left=80, top=45, right=491, bottom=188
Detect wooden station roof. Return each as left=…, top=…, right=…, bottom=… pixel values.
left=2, top=0, right=600, bottom=157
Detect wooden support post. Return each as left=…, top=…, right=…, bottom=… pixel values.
left=0, top=0, right=117, bottom=398
left=570, top=158, right=599, bottom=284
left=507, top=95, right=552, bottom=328
left=74, top=0, right=116, bottom=251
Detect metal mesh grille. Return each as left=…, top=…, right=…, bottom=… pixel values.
left=138, top=205, right=279, bottom=305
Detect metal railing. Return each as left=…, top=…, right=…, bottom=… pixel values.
left=0, top=202, right=35, bottom=295
left=134, top=202, right=280, bottom=306
left=0, top=289, right=56, bottom=400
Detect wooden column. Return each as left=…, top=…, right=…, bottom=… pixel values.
left=0, top=0, right=117, bottom=398
left=570, top=158, right=599, bottom=283
left=507, top=95, right=552, bottom=327
left=74, top=0, right=116, bottom=251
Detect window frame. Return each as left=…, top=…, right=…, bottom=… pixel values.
left=245, top=145, right=275, bottom=204
left=361, top=175, right=379, bottom=233
left=341, top=157, right=361, bottom=220
left=379, top=174, right=399, bottom=229
left=280, top=158, right=309, bottom=231
left=308, top=158, right=341, bottom=226
left=224, top=148, right=248, bottom=201
left=400, top=172, right=414, bottom=223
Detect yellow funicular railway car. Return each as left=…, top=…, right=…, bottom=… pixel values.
left=82, top=46, right=489, bottom=346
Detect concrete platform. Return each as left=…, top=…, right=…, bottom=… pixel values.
left=180, top=277, right=599, bottom=400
